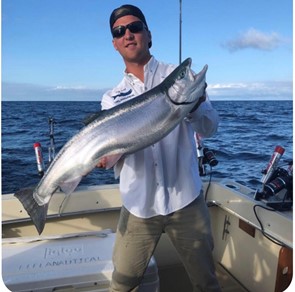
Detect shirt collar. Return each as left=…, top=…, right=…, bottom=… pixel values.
left=144, top=56, right=158, bottom=75
left=124, top=56, right=158, bottom=84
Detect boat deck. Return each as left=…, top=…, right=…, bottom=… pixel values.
left=2, top=228, right=248, bottom=292
left=2, top=180, right=292, bottom=291
left=159, top=260, right=248, bottom=291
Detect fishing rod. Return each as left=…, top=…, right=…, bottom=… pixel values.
left=33, top=142, right=45, bottom=177
left=48, top=117, right=56, bottom=164
left=179, top=0, right=182, bottom=64
left=33, top=117, right=56, bottom=177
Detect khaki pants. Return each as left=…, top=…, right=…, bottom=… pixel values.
left=110, top=194, right=221, bottom=292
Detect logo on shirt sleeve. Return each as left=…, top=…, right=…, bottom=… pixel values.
left=112, top=89, right=133, bottom=100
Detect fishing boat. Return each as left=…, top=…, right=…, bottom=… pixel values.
left=2, top=171, right=292, bottom=291
left=2, top=2, right=292, bottom=290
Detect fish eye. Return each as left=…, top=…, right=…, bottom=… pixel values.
left=177, top=69, right=187, bottom=80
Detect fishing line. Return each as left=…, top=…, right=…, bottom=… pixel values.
left=204, top=166, right=212, bottom=202
left=58, top=194, right=72, bottom=216
left=253, top=204, right=287, bottom=247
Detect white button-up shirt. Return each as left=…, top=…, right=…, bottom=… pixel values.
left=101, top=56, right=219, bottom=218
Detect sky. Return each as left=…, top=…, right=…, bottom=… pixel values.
left=1, top=0, right=293, bottom=101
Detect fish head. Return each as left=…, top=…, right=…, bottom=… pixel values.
left=167, top=58, right=208, bottom=106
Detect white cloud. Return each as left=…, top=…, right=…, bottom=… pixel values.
left=207, top=81, right=292, bottom=100
left=2, top=81, right=292, bottom=101
left=222, top=28, right=288, bottom=52
left=52, top=85, right=89, bottom=91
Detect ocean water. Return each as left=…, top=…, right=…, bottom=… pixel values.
left=1, top=100, right=293, bottom=195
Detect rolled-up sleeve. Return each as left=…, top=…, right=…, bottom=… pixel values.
left=186, top=95, right=219, bottom=138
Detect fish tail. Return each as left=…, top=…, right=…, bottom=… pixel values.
left=14, top=188, right=48, bottom=235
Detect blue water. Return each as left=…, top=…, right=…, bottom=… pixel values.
left=1, top=100, right=293, bottom=194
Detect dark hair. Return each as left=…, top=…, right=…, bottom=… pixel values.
left=110, top=4, right=148, bottom=30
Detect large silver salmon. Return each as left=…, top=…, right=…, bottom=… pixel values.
left=15, top=58, right=208, bottom=234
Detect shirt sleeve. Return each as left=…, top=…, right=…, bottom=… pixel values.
left=101, top=91, right=115, bottom=110
left=186, top=94, right=219, bottom=138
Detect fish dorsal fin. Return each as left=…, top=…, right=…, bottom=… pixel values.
left=59, top=177, right=82, bottom=195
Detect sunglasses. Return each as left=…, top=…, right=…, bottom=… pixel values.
left=112, top=21, right=146, bottom=39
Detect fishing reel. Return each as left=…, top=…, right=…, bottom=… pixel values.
left=196, top=134, right=218, bottom=176
left=254, top=159, right=293, bottom=211
left=203, top=148, right=218, bottom=167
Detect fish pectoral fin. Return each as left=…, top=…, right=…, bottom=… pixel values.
left=59, top=177, right=82, bottom=195
left=114, top=157, right=125, bottom=179
left=103, top=154, right=123, bottom=170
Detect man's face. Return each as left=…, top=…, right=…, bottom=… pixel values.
left=112, top=15, right=151, bottom=63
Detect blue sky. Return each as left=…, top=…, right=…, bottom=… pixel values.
left=1, top=0, right=293, bottom=101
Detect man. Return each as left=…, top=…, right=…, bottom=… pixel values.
left=99, top=4, right=221, bottom=292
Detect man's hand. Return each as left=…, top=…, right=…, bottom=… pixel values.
left=189, top=83, right=207, bottom=113
left=97, top=157, right=107, bottom=168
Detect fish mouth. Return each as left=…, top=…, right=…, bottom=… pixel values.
left=167, top=96, right=196, bottom=106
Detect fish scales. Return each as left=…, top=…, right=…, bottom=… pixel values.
left=14, top=58, right=208, bottom=234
